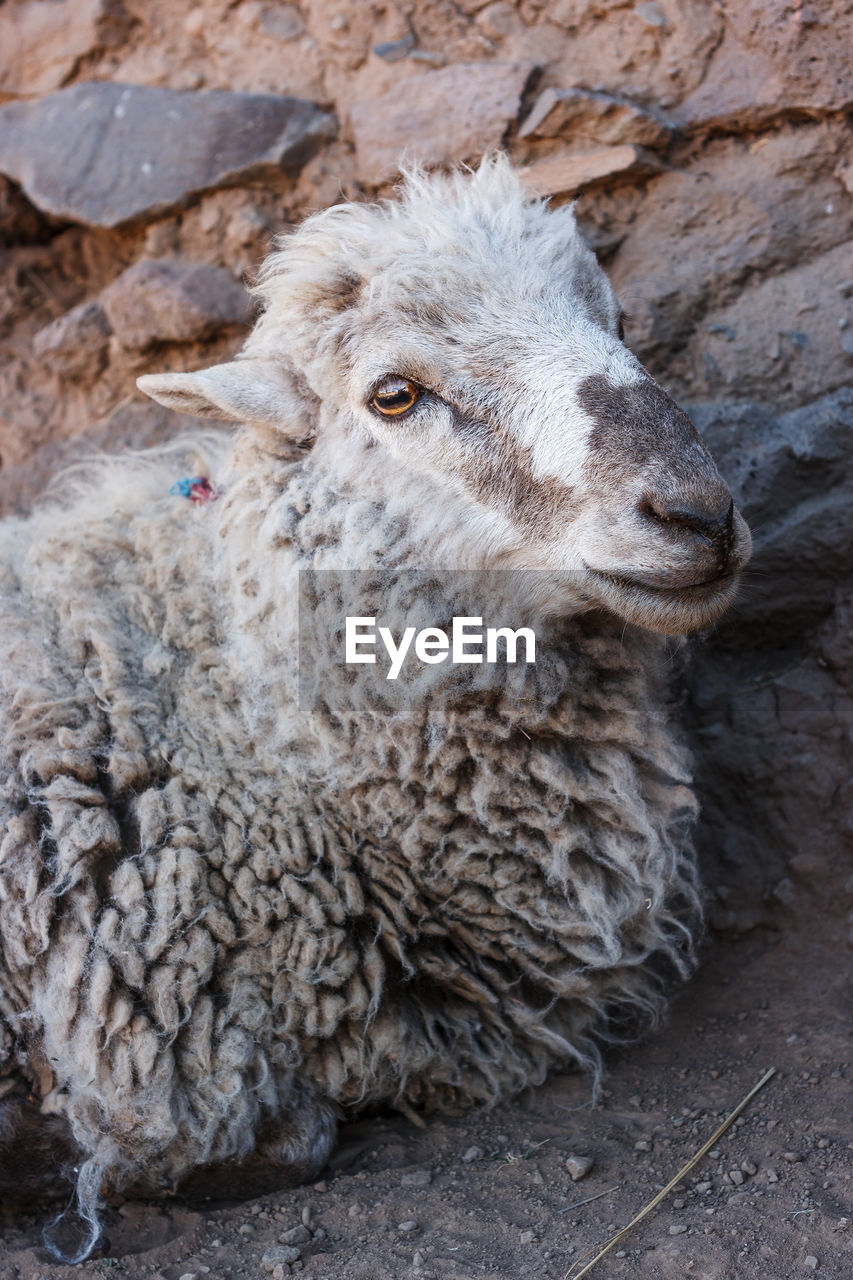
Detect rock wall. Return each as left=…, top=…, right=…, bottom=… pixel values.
left=0, top=0, right=850, bottom=935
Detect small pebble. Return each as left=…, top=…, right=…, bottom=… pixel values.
left=373, top=33, right=416, bottom=61
left=399, top=1220, right=419, bottom=1234
left=261, top=1246, right=301, bottom=1272
left=519, top=1229, right=536, bottom=1244
left=566, top=1155, right=595, bottom=1181
left=401, top=1169, right=433, bottom=1187
left=804, top=1258, right=818, bottom=1271
left=673, top=1198, right=686, bottom=1209
left=783, top=1152, right=804, bottom=1163
left=497, top=1134, right=509, bottom=1144
left=741, top=1160, right=758, bottom=1175
left=237, top=1223, right=254, bottom=1235
left=313, top=1180, right=328, bottom=1191
left=729, top=1169, right=745, bottom=1186
left=413, top=1251, right=426, bottom=1267
left=669, top=1224, right=688, bottom=1235
left=280, top=1226, right=311, bottom=1244
left=634, top=1140, right=650, bottom=1152
left=694, top=1181, right=711, bottom=1194
left=301, top=1205, right=314, bottom=1228
left=635, top=0, right=667, bottom=25
left=462, top=1145, right=483, bottom=1162
left=766, top=1169, right=779, bottom=1183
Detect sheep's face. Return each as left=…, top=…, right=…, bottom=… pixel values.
left=339, top=276, right=750, bottom=634
left=139, top=158, right=750, bottom=636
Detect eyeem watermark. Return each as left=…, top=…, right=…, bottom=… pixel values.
left=345, top=616, right=536, bottom=680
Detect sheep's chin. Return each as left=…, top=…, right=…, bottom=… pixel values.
left=584, top=568, right=742, bottom=636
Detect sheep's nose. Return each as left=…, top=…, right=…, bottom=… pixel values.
left=640, top=492, right=736, bottom=572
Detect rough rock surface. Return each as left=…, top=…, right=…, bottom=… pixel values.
left=0, top=82, right=337, bottom=227
left=519, top=86, right=672, bottom=148
left=519, top=145, right=662, bottom=198
left=688, top=389, right=853, bottom=931
left=0, top=1, right=851, bottom=1277
left=0, top=0, right=135, bottom=96
left=101, top=257, right=254, bottom=348
left=32, top=301, right=112, bottom=383
left=676, top=0, right=853, bottom=132
left=351, top=61, right=536, bottom=183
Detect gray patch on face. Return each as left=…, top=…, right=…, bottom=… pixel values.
left=449, top=408, right=576, bottom=542
left=578, top=372, right=726, bottom=499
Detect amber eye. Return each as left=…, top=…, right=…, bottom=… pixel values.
left=370, top=376, right=423, bottom=418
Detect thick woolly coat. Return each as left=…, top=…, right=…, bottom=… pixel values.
left=0, top=439, right=697, bottom=1189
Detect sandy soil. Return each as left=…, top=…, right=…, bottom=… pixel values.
left=1, top=910, right=848, bottom=1280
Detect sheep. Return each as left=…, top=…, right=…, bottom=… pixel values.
left=0, top=156, right=750, bottom=1260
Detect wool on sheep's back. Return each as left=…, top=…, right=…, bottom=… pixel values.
left=0, top=437, right=699, bottom=1217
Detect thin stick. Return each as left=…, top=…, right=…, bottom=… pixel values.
left=559, top=1186, right=621, bottom=1214
left=563, top=1067, right=777, bottom=1280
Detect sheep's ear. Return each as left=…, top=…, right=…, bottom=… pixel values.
left=137, top=358, right=316, bottom=439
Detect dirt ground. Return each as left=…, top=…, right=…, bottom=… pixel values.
left=1, top=908, right=848, bottom=1280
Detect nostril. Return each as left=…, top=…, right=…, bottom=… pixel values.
left=640, top=495, right=735, bottom=569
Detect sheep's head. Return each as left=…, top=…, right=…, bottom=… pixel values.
left=140, top=156, right=750, bottom=636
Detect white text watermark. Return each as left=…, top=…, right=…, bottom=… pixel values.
left=345, top=616, right=536, bottom=680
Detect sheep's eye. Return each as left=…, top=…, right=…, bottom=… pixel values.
left=370, top=376, right=423, bottom=418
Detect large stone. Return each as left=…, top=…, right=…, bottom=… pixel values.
left=519, top=146, right=661, bottom=198
left=686, top=389, right=853, bottom=929
left=676, top=0, right=853, bottom=132
left=33, top=302, right=112, bottom=384
left=608, top=122, right=853, bottom=375
left=101, top=259, right=253, bottom=349
left=663, top=242, right=853, bottom=405
left=519, top=87, right=671, bottom=150
left=0, top=82, right=337, bottom=228
left=0, top=0, right=134, bottom=96
left=350, top=62, right=536, bottom=185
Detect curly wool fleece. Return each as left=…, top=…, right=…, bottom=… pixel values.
left=0, top=164, right=702, bottom=1257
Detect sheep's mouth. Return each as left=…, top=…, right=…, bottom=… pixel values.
left=585, top=566, right=741, bottom=635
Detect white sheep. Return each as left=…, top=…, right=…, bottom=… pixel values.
left=0, top=157, right=750, bottom=1260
